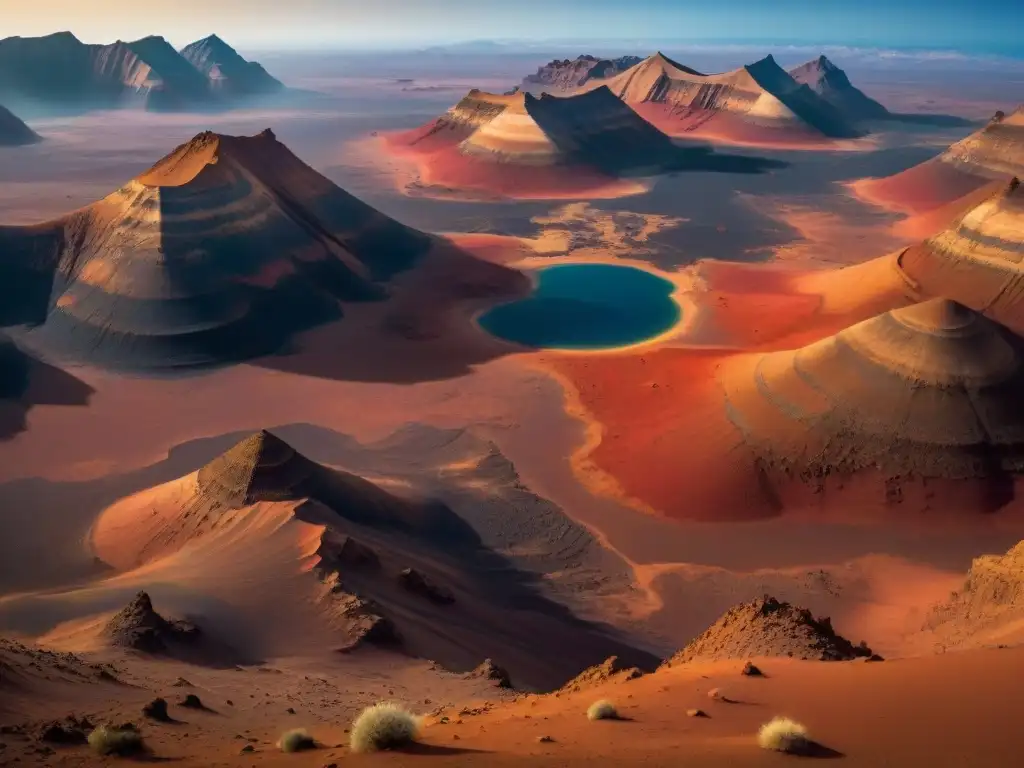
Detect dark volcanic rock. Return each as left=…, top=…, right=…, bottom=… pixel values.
left=142, top=698, right=170, bottom=722
left=179, top=694, right=204, bottom=709
left=104, top=591, right=200, bottom=653
left=37, top=717, right=91, bottom=745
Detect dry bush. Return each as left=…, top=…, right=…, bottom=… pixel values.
left=758, top=717, right=811, bottom=754
left=350, top=702, right=420, bottom=753
left=278, top=728, right=316, bottom=753
left=87, top=725, right=144, bottom=756
left=586, top=699, right=619, bottom=721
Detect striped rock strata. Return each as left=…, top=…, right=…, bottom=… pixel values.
left=573, top=52, right=860, bottom=142
left=0, top=129, right=433, bottom=369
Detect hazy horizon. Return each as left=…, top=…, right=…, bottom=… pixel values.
left=3, top=0, right=1022, bottom=58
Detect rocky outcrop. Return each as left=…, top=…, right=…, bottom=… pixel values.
left=558, top=655, right=643, bottom=693
left=924, top=540, right=1024, bottom=647
left=467, top=659, right=512, bottom=688
left=104, top=592, right=201, bottom=653
left=664, top=595, right=872, bottom=665
left=522, top=55, right=642, bottom=91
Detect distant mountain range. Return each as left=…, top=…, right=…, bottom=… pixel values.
left=521, top=52, right=889, bottom=129
left=0, top=32, right=283, bottom=113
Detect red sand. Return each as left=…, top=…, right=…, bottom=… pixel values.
left=849, top=158, right=992, bottom=217
left=387, top=137, right=646, bottom=200
left=632, top=103, right=865, bottom=151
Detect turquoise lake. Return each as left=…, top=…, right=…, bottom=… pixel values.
left=478, top=264, right=680, bottom=350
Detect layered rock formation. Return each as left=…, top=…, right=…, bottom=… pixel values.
left=0, top=31, right=283, bottom=111
left=0, top=103, right=39, bottom=144
left=720, top=297, right=1024, bottom=511
left=0, top=129, right=432, bottom=369
left=387, top=86, right=705, bottom=198
left=787, top=55, right=889, bottom=121
left=899, top=179, right=1024, bottom=333
left=664, top=596, right=872, bottom=665
left=925, top=540, right=1024, bottom=647
left=856, top=108, right=1024, bottom=214
left=521, top=54, right=643, bottom=92
left=572, top=52, right=861, bottom=143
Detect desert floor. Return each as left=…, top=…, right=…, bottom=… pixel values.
left=3, top=50, right=1024, bottom=766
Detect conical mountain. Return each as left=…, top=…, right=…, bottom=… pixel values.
left=196, top=430, right=320, bottom=507
left=0, top=129, right=431, bottom=369
left=92, top=430, right=447, bottom=569
left=787, top=55, right=889, bottom=121
left=179, top=34, right=283, bottom=96
left=0, top=104, right=39, bottom=145
left=720, top=297, right=1024, bottom=483
left=388, top=85, right=686, bottom=198
left=899, top=178, right=1024, bottom=332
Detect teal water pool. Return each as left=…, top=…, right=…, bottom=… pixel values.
left=478, top=263, right=680, bottom=350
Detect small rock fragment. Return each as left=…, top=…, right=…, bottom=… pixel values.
left=741, top=662, right=764, bottom=677
left=143, top=698, right=170, bottom=722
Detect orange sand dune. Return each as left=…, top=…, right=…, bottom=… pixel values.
left=692, top=252, right=915, bottom=349
left=3, top=429, right=654, bottom=689
left=633, top=103, right=869, bottom=151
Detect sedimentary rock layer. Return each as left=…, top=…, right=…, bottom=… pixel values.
left=0, top=129, right=431, bottom=369
left=574, top=52, right=860, bottom=141
left=720, top=297, right=1024, bottom=486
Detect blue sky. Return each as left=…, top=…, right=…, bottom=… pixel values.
left=6, top=0, right=1023, bottom=56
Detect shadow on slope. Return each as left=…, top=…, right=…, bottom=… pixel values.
left=0, top=424, right=652, bottom=690
left=526, top=87, right=789, bottom=177
left=0, top=334, right=92, bottom=441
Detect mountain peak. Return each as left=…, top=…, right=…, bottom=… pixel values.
left=196, top=430, right=317, bottom=507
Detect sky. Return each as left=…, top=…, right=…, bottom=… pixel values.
left=2, top=0, right=1022, bottom=56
